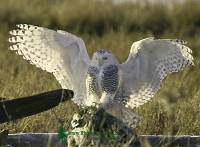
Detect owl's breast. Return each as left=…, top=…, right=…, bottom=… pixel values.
left=86, top=66, right=101, bottom=101
left=100, top=64, right=119, bottom=94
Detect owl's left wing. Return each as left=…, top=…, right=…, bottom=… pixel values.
left=9, top=24, right=90, bottom=105
left=119, top=37, right=194, bottom=109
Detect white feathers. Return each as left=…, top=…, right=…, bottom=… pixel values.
left=9, top=24, right=90, bottom=105
left=120, top=37, right=194, bottom=109
left=8, top=24, right=194, bottom=109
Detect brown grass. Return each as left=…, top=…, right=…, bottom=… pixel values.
left=0, top=0, right=199, bottom=135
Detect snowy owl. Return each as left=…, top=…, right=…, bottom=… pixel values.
left=8, top=24, right=194, bottom=110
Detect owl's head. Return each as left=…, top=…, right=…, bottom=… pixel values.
left=91, top=49, right=118, bottom=67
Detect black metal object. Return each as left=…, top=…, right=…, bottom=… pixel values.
left=0, top=89, right=74, bottom=123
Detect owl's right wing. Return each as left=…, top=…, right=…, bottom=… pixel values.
left=9, top=24, right=90, bottom=105
left=119, top=37, right=194, bottom=109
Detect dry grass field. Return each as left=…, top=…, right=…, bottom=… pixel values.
left=0, top=0, right=199, bottom=135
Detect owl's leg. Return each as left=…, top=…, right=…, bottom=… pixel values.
left=84, top=96, right=100, bottom=107
left=100, top=92, right=115, bottom=108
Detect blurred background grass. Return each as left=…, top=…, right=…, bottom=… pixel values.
left=0, top=0, right=199, bottom=135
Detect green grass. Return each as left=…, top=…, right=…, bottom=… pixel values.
left=0, top=0, right=199, bottom=135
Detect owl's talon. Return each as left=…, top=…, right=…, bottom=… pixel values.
left=91, top=102, right=100, bottom=108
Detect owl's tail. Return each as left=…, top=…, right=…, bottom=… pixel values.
left=104, top=102, right=141, bottom=129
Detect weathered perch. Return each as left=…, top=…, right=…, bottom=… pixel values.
left=66, top=107, right=140, bottom=146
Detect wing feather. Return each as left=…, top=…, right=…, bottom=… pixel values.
left=119, top=37, right=194, bottom=108
left=9, top=24, right=90, bottom=105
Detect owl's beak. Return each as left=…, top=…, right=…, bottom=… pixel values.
left=98, top=60, right=103, bottom=66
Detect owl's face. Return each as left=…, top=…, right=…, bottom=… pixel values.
left=91, top=49, right=118, bottom=67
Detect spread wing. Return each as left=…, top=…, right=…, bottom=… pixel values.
left=119, top=37, right=194, bottom=108
left=9, top=24, right=90, bottom=105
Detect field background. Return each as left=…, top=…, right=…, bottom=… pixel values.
left=0, top=0, right=199, bottom=135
